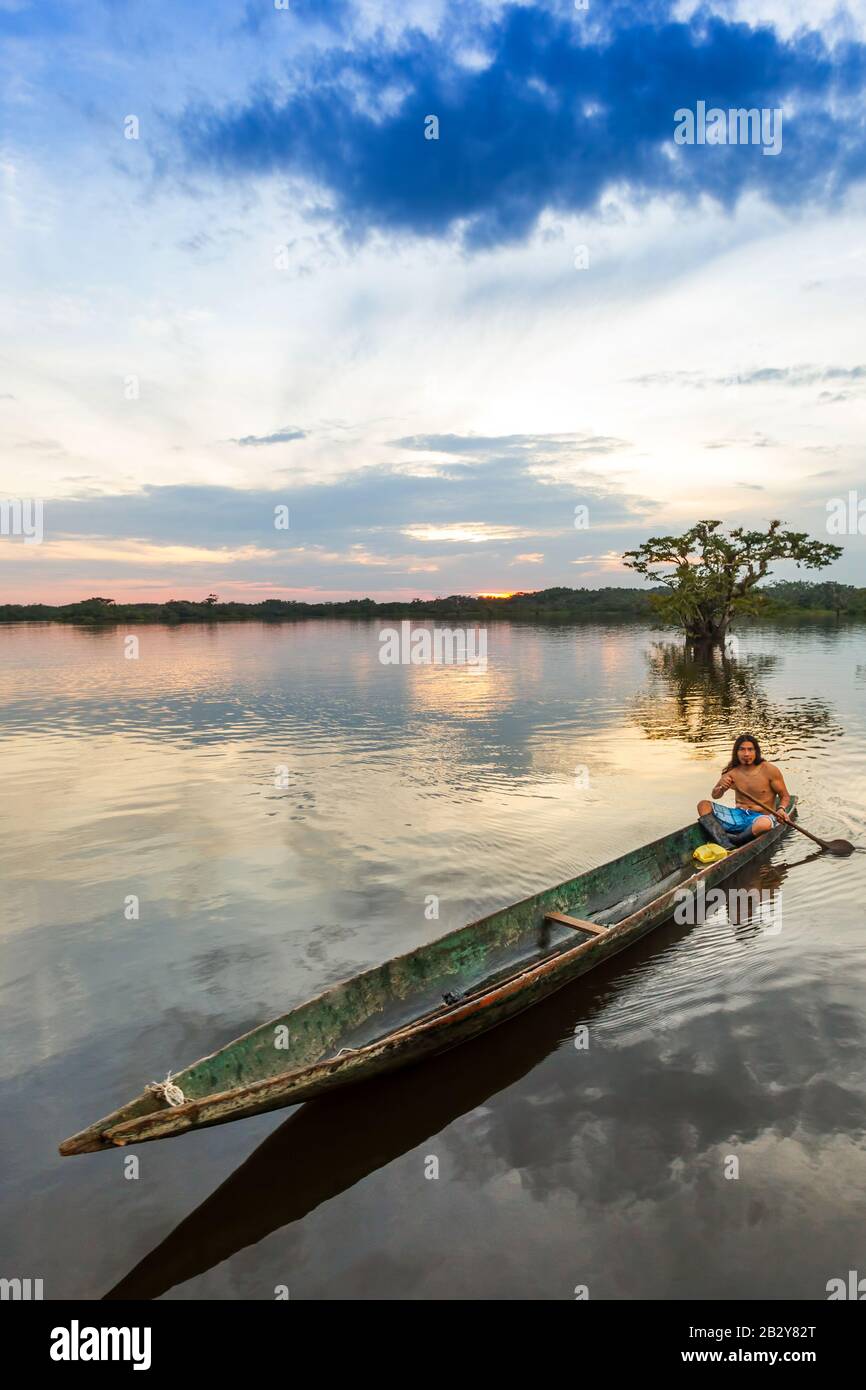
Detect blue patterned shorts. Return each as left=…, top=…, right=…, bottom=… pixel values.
left=712, top=802, right=776, bottom=831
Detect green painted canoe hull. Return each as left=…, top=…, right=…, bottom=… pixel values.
left=59, top=801, right=796, bottom=1154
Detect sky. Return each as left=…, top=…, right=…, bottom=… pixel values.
left=1, top=0, right=865, bottom=602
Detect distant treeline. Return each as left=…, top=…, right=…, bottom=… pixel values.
left=0, top=580, right=864, bottom=624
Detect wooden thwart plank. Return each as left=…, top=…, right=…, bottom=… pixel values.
left=545, top=910, right=609, bottom=936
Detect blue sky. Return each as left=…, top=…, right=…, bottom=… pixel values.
left=2, top=0, right=865, bottom=600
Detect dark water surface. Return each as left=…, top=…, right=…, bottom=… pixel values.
left=1, top=619, right=864, bottom=1300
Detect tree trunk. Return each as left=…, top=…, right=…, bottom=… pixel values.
left=684, top=602, right=731, bottom=649
left=685, top=617, right=728, bottom=649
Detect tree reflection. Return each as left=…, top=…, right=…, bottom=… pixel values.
left=631, top=642, right=843, bottom=753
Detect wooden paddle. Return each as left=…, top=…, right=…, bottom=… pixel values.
left=737, top=790, right=854, bottom=857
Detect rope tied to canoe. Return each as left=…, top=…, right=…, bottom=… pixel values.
left=145, top=1073, right=187, bottom=1107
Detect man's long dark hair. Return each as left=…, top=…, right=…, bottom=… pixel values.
left=724, top=733, right=763, bottom=773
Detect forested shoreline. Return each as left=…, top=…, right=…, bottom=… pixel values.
left=0, top=580, right=863, bottom=625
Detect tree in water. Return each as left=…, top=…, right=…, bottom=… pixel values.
left=623, top=519, right=842, bottom=649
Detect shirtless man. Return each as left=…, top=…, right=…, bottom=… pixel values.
left=698, top=733, right=791, bottom=849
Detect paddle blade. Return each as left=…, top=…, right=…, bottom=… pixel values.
left=825, top=838, right=856, bottom=856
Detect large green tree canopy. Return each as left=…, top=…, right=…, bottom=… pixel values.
left=623, top=519, right=843, bottom=645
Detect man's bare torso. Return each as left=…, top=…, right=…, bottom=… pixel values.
left=727, top=761, right=779, bottom=809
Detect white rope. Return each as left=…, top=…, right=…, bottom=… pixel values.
left=145, top=1072, right=187, bottom=1107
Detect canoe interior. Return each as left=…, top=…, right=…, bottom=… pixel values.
left=85, top=819, right=710, bottom=1136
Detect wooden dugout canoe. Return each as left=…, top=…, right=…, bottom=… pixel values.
left=59, top=800, right=796, bottom=1154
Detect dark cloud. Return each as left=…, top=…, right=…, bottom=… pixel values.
left=178, top=6, right=866, bottom=249
left=5, top=450, right=658, bottom=592
left=42, top=448, right=655, bottom=564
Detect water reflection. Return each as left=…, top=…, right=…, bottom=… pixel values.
left=631, top=642, right=844, bottom=756
left=2, top=619, right=864, bottom=1300
left=104, top=847, right=805, bottom=1301
left=102, top=981, right=594, bottom=1299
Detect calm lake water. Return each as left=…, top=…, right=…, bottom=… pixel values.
left=1, top=618, right=864, bottom=1300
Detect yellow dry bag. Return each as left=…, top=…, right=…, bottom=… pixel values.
left=693, top=842, right=728, bottom=864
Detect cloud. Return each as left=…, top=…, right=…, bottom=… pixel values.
left=10, top=443, right=656, bottom=595
left=231, top=426, right=307, bottom=446
left=401, top=522, right=540, bottom=543
left=41, top=446, right=653, bottom=547
left=390, top=432, right=628, bottom=458
left=10, top=538, right=279, bottom=567
left=178, top=6, right=866, bottom=250
left=632, top=364, right=866, bottom=391
left=705, top=431, right=778, bottom=449
left=15, top=438, right=65, bottom=452
left=570, top=550, right=626, bottom=569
